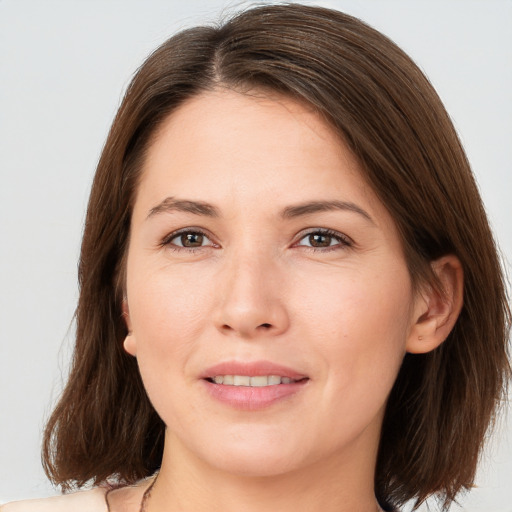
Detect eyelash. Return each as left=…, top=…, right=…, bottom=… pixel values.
left=160, top=228, right=352, bottom=253
left=294, top=228, right=352, bottom=252
left=160, top=228, right=216, bottom=253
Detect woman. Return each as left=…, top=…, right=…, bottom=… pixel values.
left=2, top=3, right=509, bottom=512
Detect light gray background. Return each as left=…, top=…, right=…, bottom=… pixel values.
left=1, top=1, right=511, bottom=510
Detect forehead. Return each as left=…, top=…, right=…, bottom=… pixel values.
left=134, top=88, right=389, bottom=228
left=147, top=88, right=352, bottom=172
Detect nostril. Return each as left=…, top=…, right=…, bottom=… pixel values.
left=218, top=322, right=277, bottom=335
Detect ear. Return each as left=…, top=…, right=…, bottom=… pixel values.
left=406, top=255, right=464, bottom=354
left=122, top=298, right=137, bottom=357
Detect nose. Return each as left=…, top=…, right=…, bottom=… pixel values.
left=213, top=250, right=290, bottom=339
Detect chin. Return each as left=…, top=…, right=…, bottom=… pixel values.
left=208, top=446, right=305, bottom=478
left=182, top=425, right=312, bottom=477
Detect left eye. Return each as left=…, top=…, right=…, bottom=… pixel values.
left=296, top=231, right=349, bottom=249
left=167, top=231, right=213, bottom=248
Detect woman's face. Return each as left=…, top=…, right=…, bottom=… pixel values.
left=124, top=89, right=421, bottom=478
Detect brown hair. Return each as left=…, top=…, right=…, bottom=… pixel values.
left=42, top=4, right=510, bottom=510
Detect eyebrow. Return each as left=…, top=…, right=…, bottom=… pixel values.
left=281, top=200, right=374, bottom=224
left=147, top=197, right=220, bottom=219
left=147, top=197, right=373, bottom=224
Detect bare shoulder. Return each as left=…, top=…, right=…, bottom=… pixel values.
left=1, top=487, right=107, bottom=512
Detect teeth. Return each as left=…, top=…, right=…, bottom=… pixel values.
left=210, top=375, right=297, bottom=386
left=233, top=375, right=251, bottom=386
left=268, top=375, right=282, bottom=385
left=250, top=376, right=269, bottom=387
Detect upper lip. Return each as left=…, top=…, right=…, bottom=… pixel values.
left=200, top=360, right=308, bottom=380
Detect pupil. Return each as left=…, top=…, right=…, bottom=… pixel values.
left=310, top=233, right=331, bottom=247
left=182, top=233, right=203, bottom=247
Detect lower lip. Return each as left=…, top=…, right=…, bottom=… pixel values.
left=202, top=379, right=308, bottom=410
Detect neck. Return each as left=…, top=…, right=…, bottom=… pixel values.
left=148, top=429, right=382, bottom=512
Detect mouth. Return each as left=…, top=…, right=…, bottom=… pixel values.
left=205, top=375, right=308, bottom=386
left=201, top=361, right=309, bottom=410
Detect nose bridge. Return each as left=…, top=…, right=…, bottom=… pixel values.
left=215, top=241, right=289, bottom=338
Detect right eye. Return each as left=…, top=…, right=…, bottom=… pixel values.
left=162, top=229, right=216, bottom=250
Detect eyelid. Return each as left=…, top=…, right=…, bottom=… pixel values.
left=159, top=226, right=352, bottom=252
left=160, top=227, right=218, bottom=249
left=293, top=228, right=353, bottom=249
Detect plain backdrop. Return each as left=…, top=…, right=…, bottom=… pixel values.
left=1, top=1, right=511, bottom=510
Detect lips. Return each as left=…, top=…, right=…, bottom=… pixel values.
left=201, top=360, right=308, bottom=381
left=200, top=360, right=309, bottom=410
left=209, top=375, right=298, bottom=386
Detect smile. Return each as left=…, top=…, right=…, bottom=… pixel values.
left=201, top=361, right=309, bottom=409
left=207, top=375, right=300, bottom=386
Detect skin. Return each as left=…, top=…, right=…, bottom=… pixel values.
left=121, top=88, right=463, bottom=512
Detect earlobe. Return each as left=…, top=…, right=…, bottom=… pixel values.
left=406, top=255, right=464, bottom=354
left=123, top=334, right=137, bottom=356
left=121, top=298, right=137, bottom=356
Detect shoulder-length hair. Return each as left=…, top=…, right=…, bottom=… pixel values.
left=42, top=4, right=510, bottom=510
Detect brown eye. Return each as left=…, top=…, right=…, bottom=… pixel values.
left=308, top=233, right=332, bottom=247
left=296, top=229, right=351, bottom=250
left=180, top=232, right=204, bottom=247
left=166, top=230, right=213, bottom=249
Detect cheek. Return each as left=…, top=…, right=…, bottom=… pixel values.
left=126, top=266, right=217, bottom=397
left=130, top=267, right=213, bottom=337
left=127, top=269, right=215, bottom=426
left=294, top=264, right=412, bottom=392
